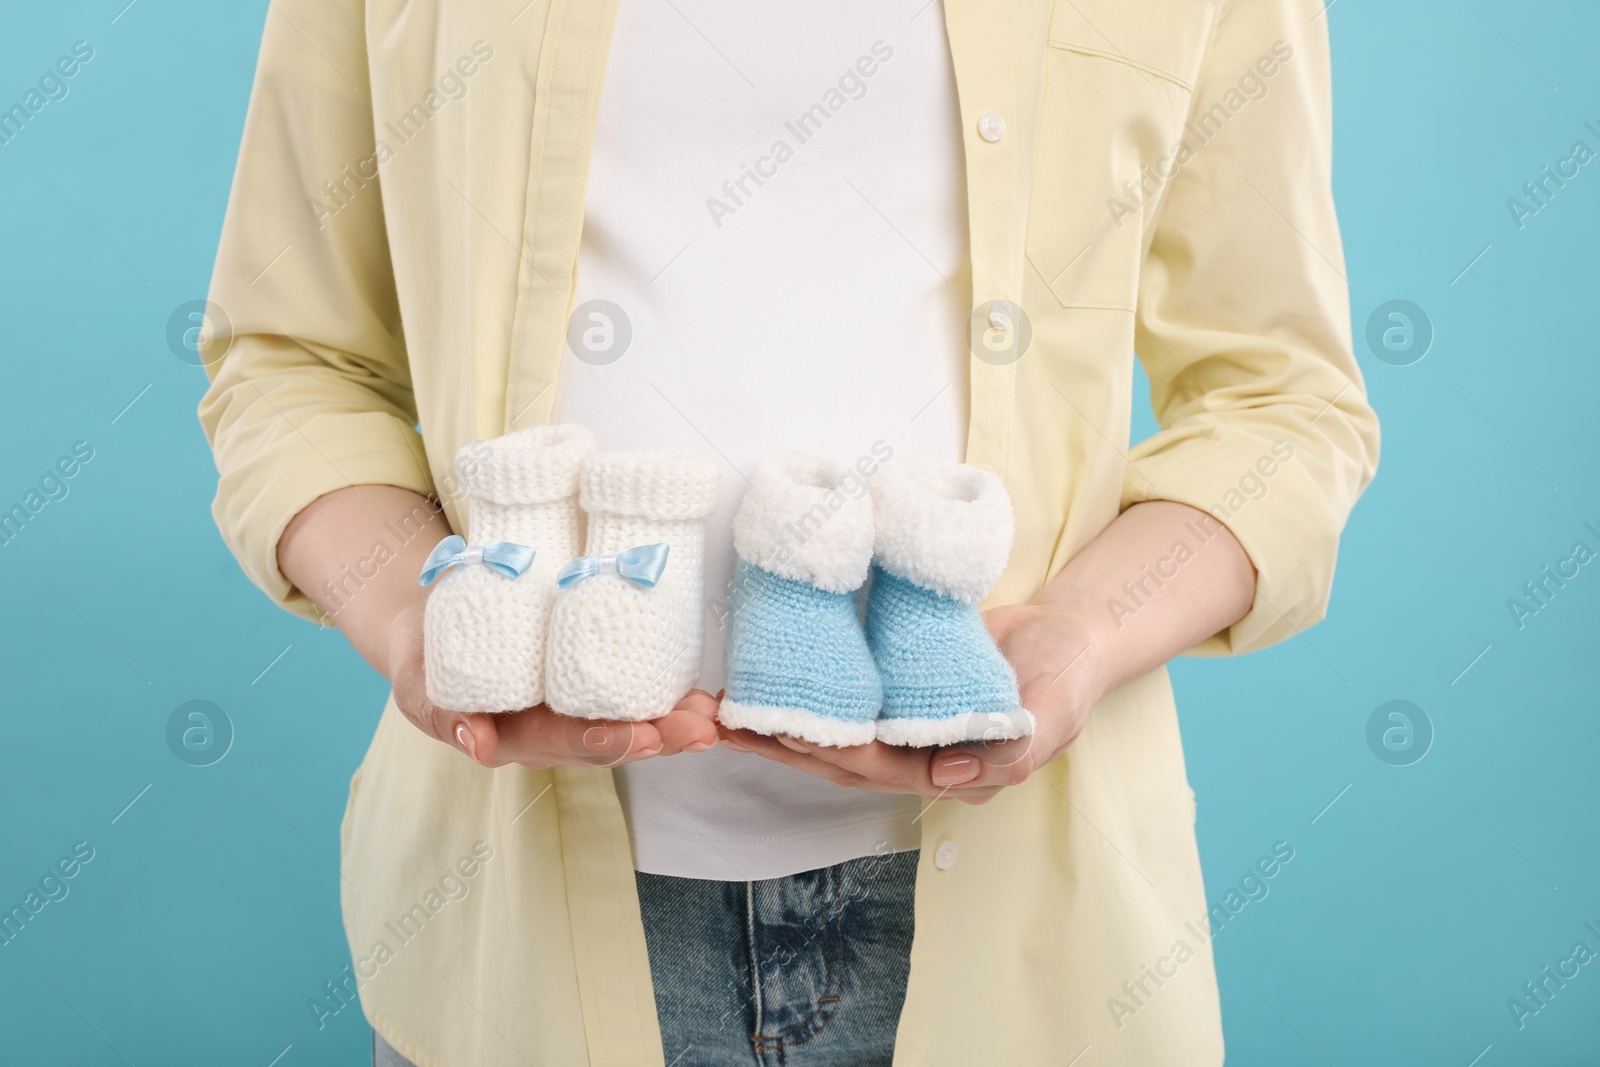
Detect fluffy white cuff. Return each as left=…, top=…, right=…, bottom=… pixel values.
left=871, top=454, right=1014, bottom=603
left=579, top=450, right=720, bottom=520
left=719, top=700, right=877, bottom=748
left=456, top=424, right=596, bottom=505
left=875, top=707, right=1035, bottom=747
left=732, top=453, right=875, bottom=593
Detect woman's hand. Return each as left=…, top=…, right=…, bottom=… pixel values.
left=717, top=499, right=1257, bottom=804
left=277, top=484, right=720, bottom=770
left=716, top=602, right=1104, bottom=805
left=386, top=599, right=720, bottom=768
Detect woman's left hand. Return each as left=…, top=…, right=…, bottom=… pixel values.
left=716, top=602, right=1106, bottom=805
left=717, top=501, right=1257, bottom=804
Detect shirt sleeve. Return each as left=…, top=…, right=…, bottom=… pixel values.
left=197, top=0, right=434, bottom=623
left=1123, top=0, right=1381, bottom=656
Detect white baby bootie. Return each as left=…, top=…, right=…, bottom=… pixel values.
left=421, top=424, right=595, bottom=713
left=544, top=450, right=720, bottom=721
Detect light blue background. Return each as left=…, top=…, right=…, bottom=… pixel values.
left=1, top=1, right=1596, bottom=1064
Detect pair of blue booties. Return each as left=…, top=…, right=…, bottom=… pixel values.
left=719, top=452, right=1033, bottom=748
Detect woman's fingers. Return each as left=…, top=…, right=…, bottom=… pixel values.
left=674, top=688, right=723, bottom=720
left=395, top=675, right=484, bottom=760
left=795, top=738, right=1010, bottom=802
left=926, top=736, right=1037, bottom=792
left=487, top=707, right=662, bottom=768
left=393, top=602, right=709, bottom=767
left=779, top=739, right=931, bottom=792
left=718, top=726, right=996, bottom=800
left=701, top=604, right=1053, bottom=802
left=653, top=698, right=720, bottom=753
left=450, top=711, right=497, bottom=763
left=472, top=690, right=726, bottom=768
left=718, top=728, right=876, bottom=788
left=420, top=688, right=720, bottom=769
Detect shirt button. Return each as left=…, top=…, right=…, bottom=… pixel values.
left=978, top=112, right=1006, bottom=143
left=934, top=840, right=959, bottom=870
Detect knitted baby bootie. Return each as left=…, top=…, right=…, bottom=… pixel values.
left=719, top=454, right=881, bottom=747
left=544, top=450, right=720, bottom=721
left=867, top=455, right=1033, bottom=746
left=422, top=424, right=595, bottom=713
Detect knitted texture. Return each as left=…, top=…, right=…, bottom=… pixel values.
left=424, top=424, right=594, bottom=713
left=867, top=455, right=1032, bottom=746
left=866, top=567, right=1032, bottom=746
left=544, top=450, right=719, bottom=721
left=720, top=454, right=880, bottom=747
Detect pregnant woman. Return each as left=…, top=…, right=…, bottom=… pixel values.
left=199, top=1, right=1377, bottom=1063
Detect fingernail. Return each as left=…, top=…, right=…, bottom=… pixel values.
left=455, top=723, right=479, bottom=762
left=777, top=735, right=810, bottom=754
left=720, top=736, right=752, bottom=752
left=931, top=753, right=980, bottom=787
left=636, top=745, right=663, bottom=758
left=685, top=740, right=715, bottom=752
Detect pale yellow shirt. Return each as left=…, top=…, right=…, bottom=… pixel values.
left=199, top=1, right=1378, bottom=1064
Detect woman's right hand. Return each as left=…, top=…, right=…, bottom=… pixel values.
left=277, top=485, right=720, bottom=770
left=385, top=599, right=721, bottom=769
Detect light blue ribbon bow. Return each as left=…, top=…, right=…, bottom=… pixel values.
left=418, top=535, right=537, bottom=586
left=556, top=542, right=670, bottom=590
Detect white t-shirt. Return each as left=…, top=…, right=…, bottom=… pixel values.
left=552, top=0, right=969, bottom=881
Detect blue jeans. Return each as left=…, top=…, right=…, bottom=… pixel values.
left=638, top=849, right=918, bottom=1066
left=373, top=850, right=918, bottom=1066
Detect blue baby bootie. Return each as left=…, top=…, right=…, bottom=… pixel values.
left=720, top=454, right=881, bottom=747
left=867, top=455, right=1032, bottom=747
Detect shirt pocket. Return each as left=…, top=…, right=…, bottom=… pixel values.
left=1026, top=0, right=1219, bottom=312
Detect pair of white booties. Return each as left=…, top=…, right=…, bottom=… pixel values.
left=422, top=425, right=719, bottom=720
